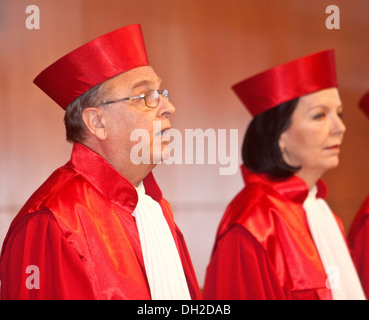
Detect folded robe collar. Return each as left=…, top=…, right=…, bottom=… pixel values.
left=240, top=165, right=328, bottom=204
left=70, top=143, right=163, bottom=214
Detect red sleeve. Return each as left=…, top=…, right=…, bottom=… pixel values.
left=203, top=224, right=286, bottom=300
left=349, top=215, right=369, bottom=299
left=1, top=209, right=95, bottom=300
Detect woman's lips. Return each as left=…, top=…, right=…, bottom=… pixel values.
left=324, top=144, right=341, bottom=152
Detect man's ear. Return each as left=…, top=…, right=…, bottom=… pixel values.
left=82, top=107, right=108, bottom=141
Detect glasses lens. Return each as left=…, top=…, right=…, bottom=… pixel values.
left=145, top=90, right=169, bottom=108
left=162, top=89, right=169, bottom=101
left=145, top=90, right=159, bottom=108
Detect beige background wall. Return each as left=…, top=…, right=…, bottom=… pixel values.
left=1, top=0, right=368, bottom=288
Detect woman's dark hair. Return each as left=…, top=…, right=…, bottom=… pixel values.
left=242, top=97, right=301, bottom=178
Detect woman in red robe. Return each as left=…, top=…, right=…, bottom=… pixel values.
left=204, top=50, right=365, bottom=300
left=349, top=91, right=369, bottom=298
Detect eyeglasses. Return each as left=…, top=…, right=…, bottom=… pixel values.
left=101, top=89, right=170, bottom=108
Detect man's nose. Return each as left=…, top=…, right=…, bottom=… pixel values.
left=157, top=95, right=176, bottom=117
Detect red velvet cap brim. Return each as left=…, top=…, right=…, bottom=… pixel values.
left=232, top=50, right=338, bottom=116
left=34, top=24, right=149, bottom=110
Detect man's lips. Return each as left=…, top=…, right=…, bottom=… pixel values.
left=155, top=127, right=170, bottom=135
left=155, top=128, right=171, bottom=140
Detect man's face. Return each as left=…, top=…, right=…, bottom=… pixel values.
left=100, top=66, right=175, bottom=169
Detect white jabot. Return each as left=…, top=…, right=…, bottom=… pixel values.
left=303, top=185, right=366, bottom=300
left=132, top=182, right=191, bottom=300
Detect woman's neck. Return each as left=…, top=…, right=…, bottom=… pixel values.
left=295, top=168, right=324, bottom=190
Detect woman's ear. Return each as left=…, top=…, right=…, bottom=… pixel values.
left=278, top=132, right=287, bottom=154
left=82, top=108, right=108, bottom=141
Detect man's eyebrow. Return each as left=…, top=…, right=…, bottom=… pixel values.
left=131, top=77, right=162, bottom=90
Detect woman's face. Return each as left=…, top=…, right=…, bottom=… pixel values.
left=279, top=88, right=346, bottom=183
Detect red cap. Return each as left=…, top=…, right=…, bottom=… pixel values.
left=232, top=50, right=338, bottom=116
left=359, top=91, right=369, bottom=118
left=34, top=24, right=149, bottom=110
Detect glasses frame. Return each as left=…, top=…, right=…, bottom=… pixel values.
left=100, top=89, right=169, bottom=108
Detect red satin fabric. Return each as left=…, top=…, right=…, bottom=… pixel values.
left=0, top=143, right=201, bottom=300
left=204, top=166, right=336, bottom=300
left=348, top=196, right=369, bottom=298
left=232, top=50, right=337, bottom=116
left=359, top=91, right=369, bottom=118
left=33, top=24, right=149, bottom=109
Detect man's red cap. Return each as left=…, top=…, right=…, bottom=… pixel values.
left=232, top=50, right=338, bottom=116
left=34, top=24, right=149, bottom=110
left=359, top=91, right=369, bottom=118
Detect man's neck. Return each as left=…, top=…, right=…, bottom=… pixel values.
left=80, top=140, right=155, bottom=187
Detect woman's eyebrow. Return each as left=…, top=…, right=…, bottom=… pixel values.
left=311, top=103, right=343, bottom=110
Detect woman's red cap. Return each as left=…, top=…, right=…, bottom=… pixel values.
left=232, top=50, right=338, bottom=116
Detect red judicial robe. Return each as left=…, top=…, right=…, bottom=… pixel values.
left=204, top=166, right=346, bottom=300
left=0, top=143, right=201, bottom=300
left=348, top=196, right=369, bottom=298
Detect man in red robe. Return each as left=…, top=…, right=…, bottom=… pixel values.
left=0, top=24, right=201, bottom=300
